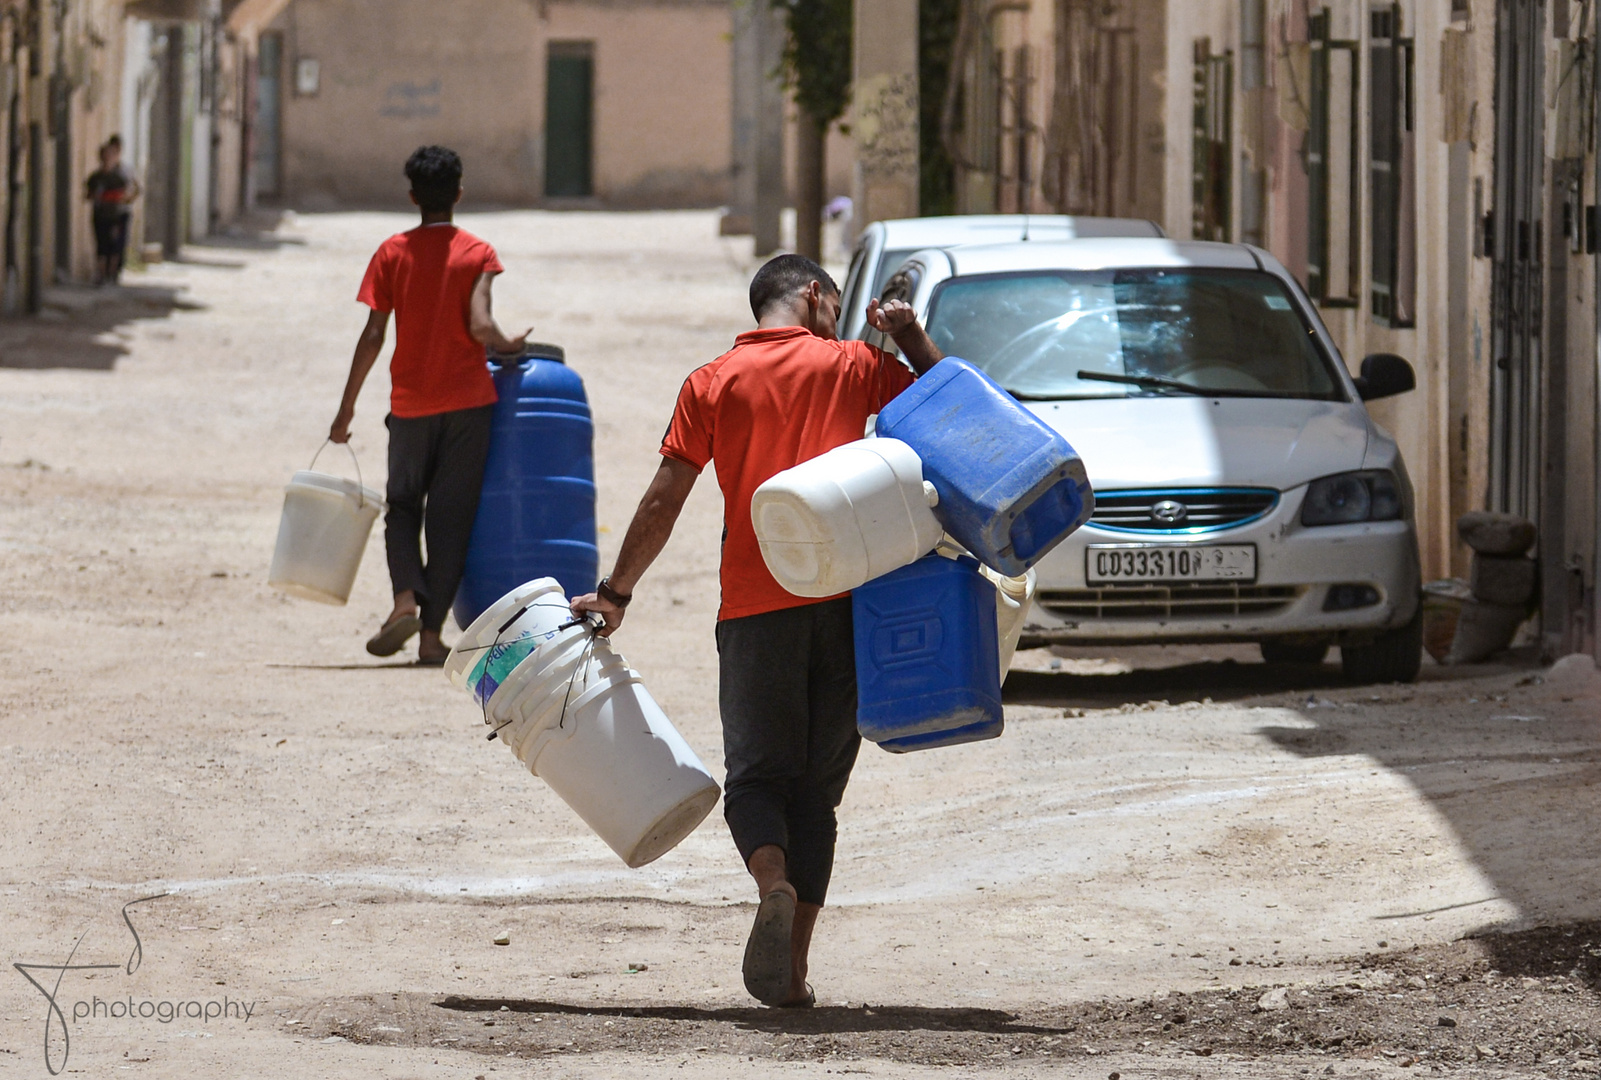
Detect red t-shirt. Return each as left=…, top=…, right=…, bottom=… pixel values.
left=357, top=224, right=504, bottom=418
left=661, top=326, right=917, bottom=621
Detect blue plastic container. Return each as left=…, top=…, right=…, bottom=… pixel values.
left=876, top=357, right=1094, bottom=577
left=852, top=554, right=1003, bottom=752
left=453, top=347, right=599, bottom=627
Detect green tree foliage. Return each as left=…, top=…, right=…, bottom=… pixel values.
left=773, top=0, right=853, bottom=128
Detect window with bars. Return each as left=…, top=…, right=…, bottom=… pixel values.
left=1369, top=4, right=1416, bottom=325
left=1192, top=38, right=1233, bottom=241
left=1306, top=9, right=1361, bottom=305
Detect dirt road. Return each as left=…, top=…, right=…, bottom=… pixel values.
left=1, top=210, right=1598, bottom=1078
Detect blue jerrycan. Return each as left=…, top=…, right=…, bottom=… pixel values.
left=876, top=357, right=1094, bottom=577
left=452, top=346, right=599, bottom=628
left=852, top=553, right=1003, bottom=753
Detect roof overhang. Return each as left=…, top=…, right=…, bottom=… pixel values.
left=225, top=0, right=294, bottom=44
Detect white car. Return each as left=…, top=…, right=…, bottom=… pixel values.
left=856, top=237, right=1424, bottom=684
left=839, top=215, right=1164, bottom=342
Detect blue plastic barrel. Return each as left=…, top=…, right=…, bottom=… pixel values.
left=876, top=357, right=1094, bottom=577
left=852, top=554, right=1003, bottom=753
left=452, top=347, right=599, bottom=628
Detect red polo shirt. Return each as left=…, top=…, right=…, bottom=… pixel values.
left=358, top=224, right=503, bottom=418
left=661, top=326, right=917, bottom=621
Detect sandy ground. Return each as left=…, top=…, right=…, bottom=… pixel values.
left=1, top=209, right=1599, bottom=1078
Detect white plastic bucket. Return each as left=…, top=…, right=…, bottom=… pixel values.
left=446, top=578, right=576, bottom=703
left=752, top=437, right=943, bottom=597
left=486, top=624, right=601, bottom=739
left=268, top=444, right=384, bottom=606
left=514, top=639, right=720, bottom=868
left=983, top=566, right=1037, bottom=680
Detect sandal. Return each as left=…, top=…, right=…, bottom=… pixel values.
left=366, top=613, right=421, bottom=657
left=777, top=982, right=816, bottom=1009
left=741, top=890, right=795, bottom=1006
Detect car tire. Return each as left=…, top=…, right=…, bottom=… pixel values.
left=1259, top=641, right=1330, bottom=665
left=1340, top=605, right=1424, bottom=685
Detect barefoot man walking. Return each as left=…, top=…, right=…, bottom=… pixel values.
left=572, top=254, right=942, bottom=1005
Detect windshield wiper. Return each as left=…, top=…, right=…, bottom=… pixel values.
left=1075, top=370, right=1223, bottom=396
left=1004, top=388, right=1085, bottom=401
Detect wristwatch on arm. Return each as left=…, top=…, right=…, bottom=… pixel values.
left=596, top=577, right=632, bottom=609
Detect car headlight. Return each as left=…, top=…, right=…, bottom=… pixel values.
left=1300, top=470, right=1403, bottom=526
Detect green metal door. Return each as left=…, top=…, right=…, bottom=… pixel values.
left=545, top=43, right=594, bottom=198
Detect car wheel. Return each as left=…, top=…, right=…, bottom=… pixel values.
left=1340, top=606, right=1424, bottom=685
left=1259, top=641, right=1330, bottom=665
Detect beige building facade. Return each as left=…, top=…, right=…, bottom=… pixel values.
left=255, top=0, right=730, bottom=209
left=930, top=0, right=1601, bottom=661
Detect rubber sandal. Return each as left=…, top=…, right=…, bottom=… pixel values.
left=742, top=890, right=795, bottom=1006
left=414, top=653, right=448, bottom=668
left=777, top=982, right=816, bottom=1009
left=366, top=613, right=421, bottom=657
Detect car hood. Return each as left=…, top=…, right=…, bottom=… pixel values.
left=1026, top=397, right=1370, bottom=491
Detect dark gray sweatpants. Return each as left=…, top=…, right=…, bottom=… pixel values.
left=715, top=597, right=860, bottom=906
left=384, top=405, right=494, bottom=632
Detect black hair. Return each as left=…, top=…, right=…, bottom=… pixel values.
left=404, top=145, right=463, bottom=212
left=748, top=253, right=838, bottom=319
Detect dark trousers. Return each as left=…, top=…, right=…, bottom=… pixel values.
left=384, top=405, right=494, bottom=632
left=715, top=597, right=860, bottom=907
left=92, top=213, right=129, bottom=258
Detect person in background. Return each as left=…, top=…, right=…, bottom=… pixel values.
left=572, top=254, right=942, bottom=1007
left=328, top=145, right=530, bottom=665
left=85, top=136, right=139, bottom=286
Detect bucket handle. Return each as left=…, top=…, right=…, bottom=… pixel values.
left=307, top=440, right=372, bottom=508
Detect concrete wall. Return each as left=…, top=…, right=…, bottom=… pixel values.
left=271, top=0, right=730, bottom=209
left=1156, top=0, right=1495, bottom=586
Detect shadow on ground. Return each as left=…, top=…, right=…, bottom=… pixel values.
left=0, top=283, right=202, bottom=370
left=1255, top=666, right=1601, bottom=931
left=1003, top=648, right=1533, bottom=709
left=437, top=995, right=1063, bottom=1036
left=187, top=208, right=307, bottom=252
left=1004, top=657, right=1351, bottom=708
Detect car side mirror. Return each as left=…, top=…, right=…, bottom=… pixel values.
left=1354, top=353, right=1415, bottom=401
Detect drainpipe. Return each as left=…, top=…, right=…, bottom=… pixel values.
left=3, top=6, right=23, bottom=312
left=206, top=9, right=220, bottom=234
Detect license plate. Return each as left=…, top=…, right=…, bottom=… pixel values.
left=1086, top=544, right=1257, bottom=584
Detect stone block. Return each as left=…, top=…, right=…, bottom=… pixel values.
left=1456, top=511, right=1537, bottom=556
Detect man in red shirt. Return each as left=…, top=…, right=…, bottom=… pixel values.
left=329, top=146, right=529, bottom=664
left=573, top=254, right=941, bottom=1006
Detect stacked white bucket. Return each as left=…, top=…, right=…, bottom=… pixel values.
left=751, top=437, right=1035, bottom=677
left=445, top=579, right=720, bottom=868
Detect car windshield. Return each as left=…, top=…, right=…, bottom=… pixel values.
left=923, top=268, right=1345, bottom=401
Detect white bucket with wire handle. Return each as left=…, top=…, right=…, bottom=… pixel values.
left=268, top=441, right=385, bottom=605
left=443, top=578, right=720, bottom=867
left=446, top=578, right=577, bottom=705
left=485, top=624, right=601, bottom=739
left=513, top=638, right=720, bottom=868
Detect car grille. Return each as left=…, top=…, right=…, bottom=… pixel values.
left=1090, top=488, right=1279, bottom=532
left=1039, top=584, right=1304, bottom=620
